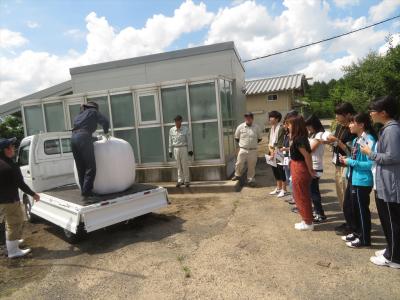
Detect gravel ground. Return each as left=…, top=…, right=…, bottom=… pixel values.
left=1, top=147, right=399, bottom=299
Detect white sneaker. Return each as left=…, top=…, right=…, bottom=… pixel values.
left=294, top=221, right=314, bottom=231
left=375, top=249, right=386, bottom=257
left=277, top=190, right=287, bottom=198
left=269, top=188, right=281, bottom=195
left=370, top=254, right=400, bottom=269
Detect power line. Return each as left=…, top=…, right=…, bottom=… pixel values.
left=242, top=14, right=400, bottom=63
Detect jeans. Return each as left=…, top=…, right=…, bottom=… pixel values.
left=310, top=177, right=325, bottom=216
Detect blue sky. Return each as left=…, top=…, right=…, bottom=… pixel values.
left=0, top=0, right=399, bottom=103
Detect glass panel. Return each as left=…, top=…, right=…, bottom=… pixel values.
left=139, top=95, right=156, bottom=122
left=61, top=138, right=72, bottom=153
left=223, top=120, right=235, bottom=159
left=138, top=127, right=164, bottom=163
left=24, top=105, right=45, bottom=136
left=69, top=104, right=81, bottom=129
left=88, top=96, right=110, bottom=130
left=189, top=82, right=217, bottom=121
left=192, top=122, right=220, bottom=160
left=220, top=79, right=228, bottom=120
left=44, top=139, right=61, bottom=155
left=114, top=129, right=138, bottom=161
left=161, top=86, right=188, bottom=123
left=44, top=102, right=65, bottom=132
left=111, top=93, right=135, bottom=128
left=18, top=144, right=30, bottom=166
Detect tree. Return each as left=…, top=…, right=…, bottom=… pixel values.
left=0, top=115, right=24, bottom=143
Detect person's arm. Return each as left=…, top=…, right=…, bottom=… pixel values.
left=310, top=139, right=321, bottom=153
left=257, top=126, right=262, bottom=143
left=168, top=128, right=173, bottom=153
left=299, top=147, right=316, bottom=177
left=274, top=127, right=285, bottom=148
left=234, top=125, right=241, bottom=145
left=366, top=131, right=400, bottom=165
left=97, top=112, right=110, bottom=134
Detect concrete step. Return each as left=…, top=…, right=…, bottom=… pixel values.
left=149, top=180, right=241, bottom=194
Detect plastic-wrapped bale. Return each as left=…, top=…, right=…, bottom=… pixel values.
left=74, top=136, right=136, bottom=195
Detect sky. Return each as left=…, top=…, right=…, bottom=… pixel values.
left=0, top=0, right=399, bottom=104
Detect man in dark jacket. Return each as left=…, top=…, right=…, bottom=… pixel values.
left=71, top=102, right=110, bottom=197
left=0, top=137, right=40, bottom=258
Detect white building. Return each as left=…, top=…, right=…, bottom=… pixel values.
left=0, top=42, right=246, bottom=182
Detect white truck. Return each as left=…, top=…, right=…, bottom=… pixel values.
left=17, top=132, right=169, bottom=243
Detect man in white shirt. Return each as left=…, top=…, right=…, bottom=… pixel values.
left=232, top=112, right=262, bottom=187
left=169, top=115, right=193, bottom=187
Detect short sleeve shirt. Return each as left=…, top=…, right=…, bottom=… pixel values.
left=290, top=136, right=311, bottom=161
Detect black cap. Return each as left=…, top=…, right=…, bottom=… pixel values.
left=174, top=115, right=183, bottom=121
left=83, top=102, right=99, bottom=110
left=244, top=112, right=254, bottom=118
left=0, top=137, right=17, bottom=150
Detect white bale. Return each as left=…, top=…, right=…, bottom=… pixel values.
left=74, top=136, right=136, bottom=195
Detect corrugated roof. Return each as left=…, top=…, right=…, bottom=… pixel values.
left=245, top=73, right=304, bottom=95
left=70, top=41, right=243, bottom=75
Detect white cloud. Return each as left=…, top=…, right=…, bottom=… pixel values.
left=0, top=0, right=214, bottom=103
left=26, top=21, right=39, bottom=29
left=369, top=0, right=400, bottom=22
left=64, top=28, right=86, bottom=40
left=0, top=28, right=28, bottom=49
left=0, top=0, right=397, bottom=105
left=333, top=0, right=359, bottom=8
left=205, top=0, right=393, bottom=80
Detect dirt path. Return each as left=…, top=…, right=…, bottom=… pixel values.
left=1, top=148, right=399, bottom=299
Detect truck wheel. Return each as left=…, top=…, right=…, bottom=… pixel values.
left=23, top=196, right=39, bottom=223
left=63, top=223, right=86, bottom=244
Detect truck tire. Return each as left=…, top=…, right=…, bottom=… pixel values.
left=63, top=223, right=87, bottom=244
left=23, top=196, right=40, bottom=223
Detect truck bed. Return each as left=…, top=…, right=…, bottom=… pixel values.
left=44, top=184, right=159, bottom=207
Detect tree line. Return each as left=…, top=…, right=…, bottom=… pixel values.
left=303, top=36, right=400, bottom=118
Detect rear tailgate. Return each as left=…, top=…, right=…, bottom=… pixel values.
left=80, top=186, right=168, bottom=233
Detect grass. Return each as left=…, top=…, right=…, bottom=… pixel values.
left=177, top=255, right=191, bottom=278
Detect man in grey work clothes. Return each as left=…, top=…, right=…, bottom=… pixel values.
left=232, top=112, right=262, bottom=187
left=169, top=115, right=193, bottom=187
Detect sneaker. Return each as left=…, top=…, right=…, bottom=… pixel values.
left=269, top=188, right=281, bottom=195
left=231, top=176, right=240, bottom=181
left=185, top=182, right=190, bottom=188
left=291, top=207, right=299, bottom=214
left=248, top=181, right=256, bottom=187
left=375, top=249, right=386, bottom=257
left=277, top=190, right=287, bottom=198
left=346, top=238, right=369, bottom=248
left=370, top=255, right=400, bottom=269
left=176, top=182, right=183, bottom=187
left=341, top=233, right=357, bottom=242
left=288, top=199, right=296, bottom=205
left=294, top=221, right=314, bottom=231
left=313, top=214, right=327, bottom=223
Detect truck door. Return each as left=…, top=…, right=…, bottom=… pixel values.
left=17, top=140, right=33, bottom=188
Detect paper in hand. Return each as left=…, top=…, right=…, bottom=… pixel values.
left=265, top=154, right=277, bottom=167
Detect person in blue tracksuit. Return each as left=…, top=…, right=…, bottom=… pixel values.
left=71, top=102, right=110, bottom=197
left=339, top=112, right=377, bottom=248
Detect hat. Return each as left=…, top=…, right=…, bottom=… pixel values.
left=174, top=115, right=183, bottom=121
left=0, top=137, right=17, bottom=150
left=244, top=112, right=254, bottom=118
left=83, top=102, right=99, bottom=110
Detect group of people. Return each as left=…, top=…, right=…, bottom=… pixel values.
left=233, top=96, right=400, bottom=269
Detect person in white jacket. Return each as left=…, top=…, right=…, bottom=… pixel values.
left=169, top=115, right=193, bottom=187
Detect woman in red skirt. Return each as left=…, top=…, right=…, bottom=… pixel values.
left=288, top=116, right=317, bottom=231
